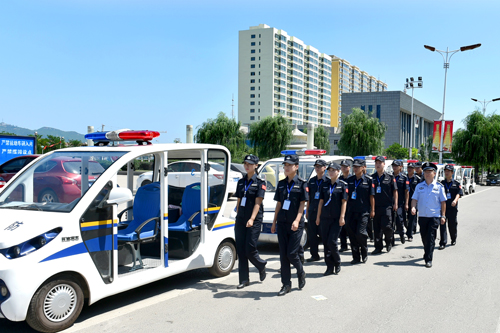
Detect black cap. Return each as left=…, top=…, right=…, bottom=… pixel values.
left=283, top=154, right=299, bottom=165
left=444, top=164, right=454, bottom=171
left=340, top=159, right=350, bottom=167
left=375, top=156, right=386, bottom=162
left=243, top=154, right=259, bottom=164
left=422, top=162, right=437, bottom=171
left=407, top=163, right=416, bottom=169
left=327, top=162, right=341, bottom=170
left=392, top=160, right=403, bottom=166
left=353, top=158, right=366, bottom=167
left=415, top=161, right=423, bottom=168
left=314, top=159, right=328, bottom=167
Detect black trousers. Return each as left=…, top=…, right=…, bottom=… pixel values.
left=418, top=217, right=440, bottom=263
left=440, top=209, right=458, bottom=245
left=367, top=217, right=374, bottom=240
left=307, top=210, right=321, bottom=258
left=235, top=220, right=267, bottom=283
left=320, top=218, right=342, bottom=269
left=339, top=225, right=348, bottom=249
left=406, top=209, right=418, bottom=239
left=374, top=206, right=394, bottom=250
left=346, top=211, right=369, bottom=261
left=394, top=205, right=406, bottom=237
left=277, top=221, right=304, bottom=286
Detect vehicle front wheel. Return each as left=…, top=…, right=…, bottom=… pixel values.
left=209, top=241, right=236, bottom=277
left=140, top=180, right=152, bottom=187
left=39, top=189, right=59, bottom=203
left=301, top=225, right=309, bottom=249
left=26, top=276, right=84, bottom=333
left=265, top=181, right=275, bottom=191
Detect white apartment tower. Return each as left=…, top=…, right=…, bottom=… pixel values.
left=238, top=24, right=332, bottom=127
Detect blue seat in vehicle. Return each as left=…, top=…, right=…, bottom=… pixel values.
left=117, top=182, right=161, bottom=270
left=168, top=183, right=204, bottom=232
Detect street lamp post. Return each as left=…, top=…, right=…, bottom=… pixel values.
left=424, top=43, right=481, bottom=164
left=405, top=77, right=423, bottom=158
left=471, top=98, right=500, bottom=115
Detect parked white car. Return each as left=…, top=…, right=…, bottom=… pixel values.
left=136, top=160, right=241, bottom=195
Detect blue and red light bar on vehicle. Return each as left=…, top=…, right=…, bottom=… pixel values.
left=281, top=149, right=326, bottom=156
left=85, top=129, right=160, bottom=142
left=353, top=155, right=387, bottom=160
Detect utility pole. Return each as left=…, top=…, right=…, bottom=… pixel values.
left=231, top=94, right=234, bottom=119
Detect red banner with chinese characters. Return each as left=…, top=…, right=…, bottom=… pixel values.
left=432, top=120, right=453, bottom=152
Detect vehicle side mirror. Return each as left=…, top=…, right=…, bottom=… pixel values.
left=106, top=187, right=133, bottom=205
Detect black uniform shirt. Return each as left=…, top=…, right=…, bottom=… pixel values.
left=347, top=174, right=375, bottom=213
left=339, top=174, right=350, bottom=182
left=394, top=173, right=410, bottom=206
left=234, top=173, right=266, bottom=224
left=440, top=179, right=463, bottom=211
left=372, top=172, right=398, bottom=208
left=274, top=174, right=309, bottom=224
left=318, top=178, right=349, bottom=220
left=307, top=173, right=328, bottom=213
left=407, top=174, right=421, bottom=199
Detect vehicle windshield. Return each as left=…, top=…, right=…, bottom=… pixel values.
left=0, top=151, right=127, bottom=212
left=487, top=174, right=500, bottom=179
left=210, top=163, right=225, bottom=172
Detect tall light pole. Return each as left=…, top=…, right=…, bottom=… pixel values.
left=471, top=98, right=500, bottom=115
left=405, top=77, right=423, bottom=158
left=424, top=43, right=481, bottom=164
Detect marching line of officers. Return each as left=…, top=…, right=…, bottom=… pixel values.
left=234, top=154, right=462, bottom=296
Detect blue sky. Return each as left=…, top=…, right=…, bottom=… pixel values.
left=1, top=0, right=499, bottom=143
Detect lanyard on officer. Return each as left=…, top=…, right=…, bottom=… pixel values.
left=240, top=178, right=253, bottom=207
left=324, top=182, right=337, bottom=206
left=352, top=178, right=362, bottom=200
left=376, top=174, right=383, bottom=193
left=396, top=175, right=400, bottom=182
left=283, top=181, right=294, bottom=210
left=445, top=181, right=452, bottom=199
left=315, top=179, right=323, bottom=200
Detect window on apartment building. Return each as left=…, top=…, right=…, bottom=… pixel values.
left=251, top=50, right=255, bottom=53
left=250, top=79, right=255, bottom=83
left=258, top=116, right=261, bottom=120
left=251, top=57, right=255, bottom=61
left=258, top=101, right=260, bottom=105
left=250, top=94, right=255, bottom=98
left=250, top=109, right=255, bottom=113
left=258, top=94, right=260, bottom=98
left=251, top=42, right=255, bottom=46
left=250, top=87, right=255, bottom=90
left=259, top=57, right=261, bottom=60
left=251, top=64, right=255, bottom=68
left=334, top=140, right=338, bottom=145
left=251, top=72, right=255, bottom=76
left=361, top=105, right=365, bottom=111
left=250, top=101, right=255, bottom=105
left=250, top=116, right=255, bottom=120
left=368, top=105, right=373, bottom=113
left=259, top=64, right=261, bottom=68
left=258, top=109, right=261, bottom=112
left=376, top=105, right=381, bottom=119
left=259, top=34, right=261, bottom=38
left=259, top=49, right=261, bottom=53
left=251, top=34, right=256, bottom=38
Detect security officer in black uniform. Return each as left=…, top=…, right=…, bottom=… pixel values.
left=439, top=164, right=463, bottom=249
left=338, top=159, right=351, bottom=252
left=316, top=162, right=348, bottom=275
left=391, top=160, right=409, bottom=244
left=346, top=158, right=375, bottom=264
left=371, top=156, right=398, bottom=254
left=272, top=154, right=308, bottom=296
left=406, top=162, right=421, bottom=241
left=305, top=159, right=328, bottom=262
left=415, top=161, right=424, bottom=181
left=234, top=155, right=267, bottom=289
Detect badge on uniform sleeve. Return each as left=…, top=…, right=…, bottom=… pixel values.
left=283, top=200, right=291, bottom=210
left=240, top=197, right=247, bottom=206
left=262, top=184, right=266, bottom=190
left=376, top=186, right=382, bottom=193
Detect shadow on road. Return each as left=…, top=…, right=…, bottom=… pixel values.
left=373, top=257, right=424, bottom=268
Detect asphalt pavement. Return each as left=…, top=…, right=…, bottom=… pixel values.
left=2, top=185, right=500, bottom=333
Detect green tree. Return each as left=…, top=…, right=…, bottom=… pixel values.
left=248, top=115, right=293, bottom=160
left=338, top=108, right=386, bottom=157
left=452, top=111, right=500, bottom=170
left=303, top=125, right=330, bottom=151
left=68, top=139, right=83, bottom=147
left=194, top=112, right=248, bottom=162
left=384, top=143, right=408, bottom=159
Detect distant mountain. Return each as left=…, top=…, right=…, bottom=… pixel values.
left=0, top=123, right=86, bottom=141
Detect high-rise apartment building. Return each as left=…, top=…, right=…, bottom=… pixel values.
left=330, top=56, right=388, bottom=127
left=238, top=24, right=332, bottom=127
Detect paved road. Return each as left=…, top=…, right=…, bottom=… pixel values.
left=3, top=186, right=500, bottom=333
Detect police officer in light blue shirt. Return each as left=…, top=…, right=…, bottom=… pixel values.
left=411, top=162, right=447, bottom=268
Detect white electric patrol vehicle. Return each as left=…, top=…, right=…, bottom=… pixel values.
left=230, top=149, right=352, bottom=247
left=460, top=166, right=476, bottom=194
left=0, top=130, right=237, bottom=332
